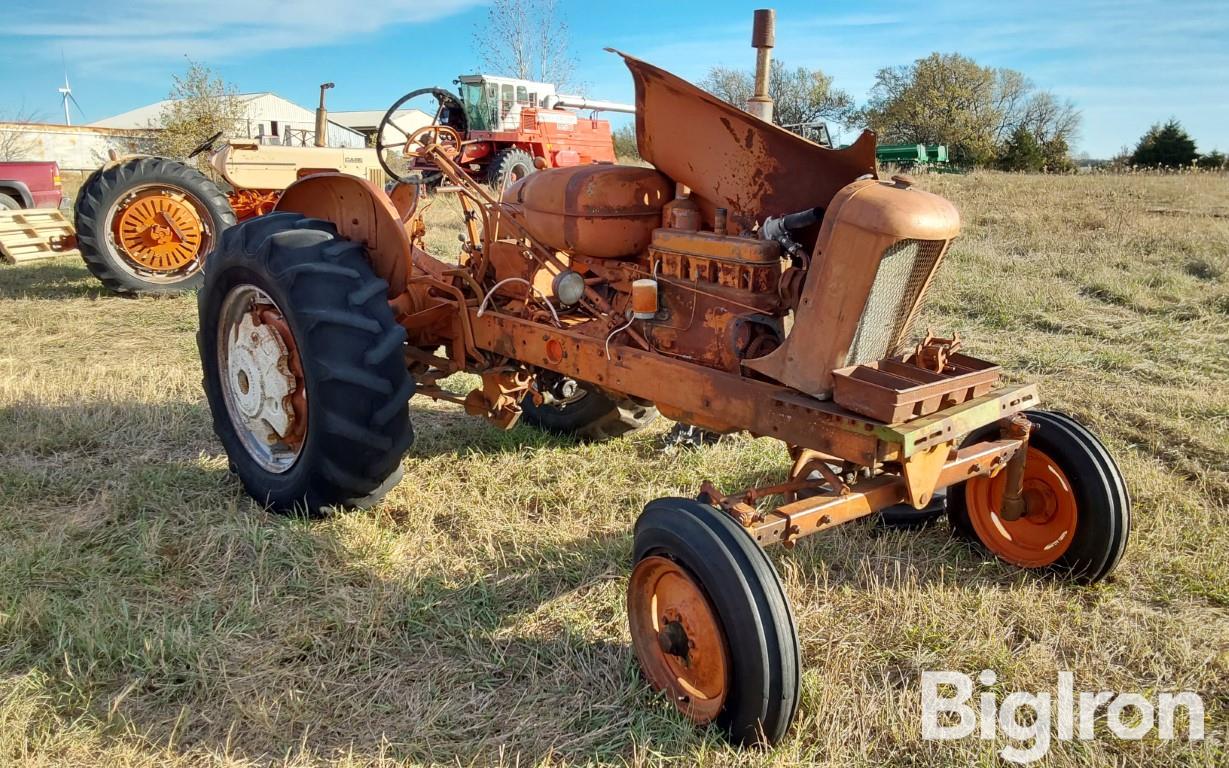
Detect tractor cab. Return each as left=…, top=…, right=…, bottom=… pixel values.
left=457, top=75, right=557, bottom=133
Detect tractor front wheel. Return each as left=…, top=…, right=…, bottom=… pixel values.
left=75, top=157, right=236, bottom=294
left=197, top=212, right=414, bottom=514
left=947, top=410, right=1130, bottom=583
left=629, top=498, right=800, bottom=746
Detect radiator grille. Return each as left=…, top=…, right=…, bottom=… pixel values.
left=845, top=239, right=946, bottom=365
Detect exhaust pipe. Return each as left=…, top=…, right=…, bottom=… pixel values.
left=747, top=9, right=775, bottom=122
left=314, top=81, right=334, bottom=147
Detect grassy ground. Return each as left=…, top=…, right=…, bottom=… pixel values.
left=0, top=173, right=1226, bottom=767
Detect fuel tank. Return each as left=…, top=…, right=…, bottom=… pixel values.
left=502, top=165, right=672, bottom=259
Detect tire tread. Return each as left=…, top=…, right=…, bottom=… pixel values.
left=197, top=212, right=413, bottom=514
left=74, top=157, right=236, bottom=294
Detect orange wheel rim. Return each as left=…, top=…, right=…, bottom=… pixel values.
left=964, top=446, right=1078, bottom=567
left=256, top=307, right=308, bottom=451
left=628, top=555, right=728, bottom=723
left=112, top=190, right=207, bottom=272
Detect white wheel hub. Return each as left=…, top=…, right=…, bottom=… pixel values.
left=227, top=313, right=296, bottom=442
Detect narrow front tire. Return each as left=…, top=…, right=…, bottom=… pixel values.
left=948, top=410, right=1130, bottom=583
left=630, top=498, right=800, bottom=746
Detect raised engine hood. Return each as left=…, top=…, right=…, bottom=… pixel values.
left=613, top=50, right=878, bottom=236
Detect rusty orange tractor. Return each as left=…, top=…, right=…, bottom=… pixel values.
left=196, top=50, right=1131, bottom=745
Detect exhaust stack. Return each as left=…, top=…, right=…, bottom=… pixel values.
left=314, top=82, right=335, bottom=147
left=747, top=9, right=775, bottom=122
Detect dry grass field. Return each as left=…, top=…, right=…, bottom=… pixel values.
left=0, top=173, right=1226, bottom=767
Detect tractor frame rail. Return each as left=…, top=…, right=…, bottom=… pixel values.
left=701, top=421, right=1034, bottom=548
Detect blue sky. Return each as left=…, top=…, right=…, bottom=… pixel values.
left=1, top=0, right=1225, bottom=157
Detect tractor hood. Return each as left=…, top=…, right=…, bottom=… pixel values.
left=613, top=50, right=878, bottom=236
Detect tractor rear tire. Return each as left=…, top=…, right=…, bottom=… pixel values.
left=630, top=497, right=801, bottom=746
left=486, top=147, right=536, bottom=191
left=947, top=410, right=1130, bottom=584
left=520, top=381, right=657, bottom=441
left=75, top=157, right=236, bottom=295
left=0, top=193, right=20, bottom=210
left=198, top=212, right=414, bottom=515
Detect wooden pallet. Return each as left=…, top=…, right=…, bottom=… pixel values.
left=0, top=208, right=79, bottom=265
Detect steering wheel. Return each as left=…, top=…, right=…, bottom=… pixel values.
left=188, top=130, right=224, bottom=159
left=402, top=125, right=462, bottom=159
left=375, top=87, right=467, bottom=185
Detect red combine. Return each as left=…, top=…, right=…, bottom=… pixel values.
left=376, top=74, right=635, bottom=190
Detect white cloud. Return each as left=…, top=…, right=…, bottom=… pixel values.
left=7, top=0, right=483, bottom=65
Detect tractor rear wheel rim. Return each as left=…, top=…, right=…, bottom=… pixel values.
left=107, top=185, right=212, bottom=281
left=964, top=446, right=1078, bottom=567
left=628, top=555, right=729, bottom=723
left=217, top=284, right=308, bottom=473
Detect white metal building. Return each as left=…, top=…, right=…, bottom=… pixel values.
left=0, top=122, right=156, bottom=171
left=328, top=109, right=433, bottom=148
left=91, top=93, right=366, bottom=148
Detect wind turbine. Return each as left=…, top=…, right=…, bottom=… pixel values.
left=58, top=58, right=84, bottom=125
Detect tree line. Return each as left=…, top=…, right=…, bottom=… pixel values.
left=1120, top=120, right=1224, bottom=170
left=698, top=52, right=1223, bottom=172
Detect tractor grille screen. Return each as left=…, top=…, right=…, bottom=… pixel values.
left=845, top=239, right=946, bottom=365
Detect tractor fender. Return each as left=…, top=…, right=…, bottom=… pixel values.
left=274, top=173, right=410, bottom=299
left=75, top=153, right=158, bottom=205
left=99, top=152, right=156, bottom=173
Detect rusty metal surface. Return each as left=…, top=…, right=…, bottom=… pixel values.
left=469, top=308, right=884, bottom=463
left=255, top=306, right=308, bottom=450
left=997, top=413, right=1035, bottom=521
left=227, top=189, right=281, bottom=221
left=743, top=178, right=960, bottom=396
left=900, top=441, right=952, bottom=509
left=614, top=50, right=876, bottom=235
left=875, top=384, right=1040, bottom=457
left=628, top=555, right=729, bottom=723
left=275, top=173, right=411, bottom=299
left=831, top=352, right=1002, bottom=424
left=745, top=437, right=1025, bottom=547
left=502, top=164, right=672, bottom=258
left=463, top=369, right=532, bottom=429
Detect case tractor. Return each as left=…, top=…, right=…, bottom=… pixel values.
left=377, top=74, right=633, bottom=192
left=73, top=86, right=385, bottom=295
left=194, top=28, right=1131, bottom=746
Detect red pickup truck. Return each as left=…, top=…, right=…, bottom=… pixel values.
left=0, top=161, right=65, bottom=210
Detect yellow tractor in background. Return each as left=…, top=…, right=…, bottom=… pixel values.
left=73, top=138, right=386, bottom=295
left=73, top=85, right=387, bottom=295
